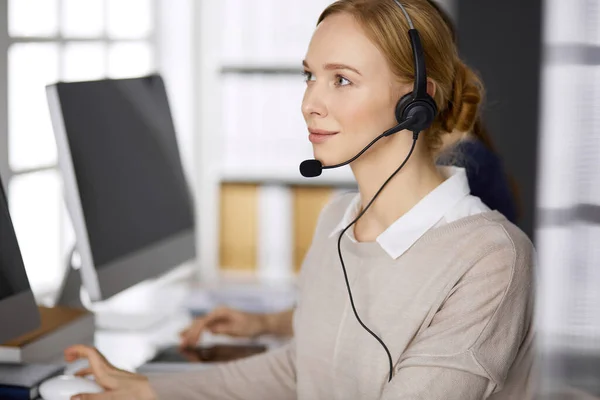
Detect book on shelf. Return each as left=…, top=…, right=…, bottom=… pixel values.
left=0, top=363, right=64, bottom=400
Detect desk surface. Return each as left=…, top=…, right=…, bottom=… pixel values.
left=70, top=275, right=295, bottom=375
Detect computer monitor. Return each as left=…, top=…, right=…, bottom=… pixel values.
left=46, top=74, right=195, bottom=305
left=0, top=174, right=40, bottom=343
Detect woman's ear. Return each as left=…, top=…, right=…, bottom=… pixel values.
left=427, top=78, right=437, bottom=98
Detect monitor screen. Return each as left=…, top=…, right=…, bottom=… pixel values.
left=54, top=75, right=194, bottom=269
left=0, top=177, right=40, bottom=343
left=0, top=182, right=31, bottom=300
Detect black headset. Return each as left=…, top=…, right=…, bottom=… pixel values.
left=392, top=0, right=437, bottom=135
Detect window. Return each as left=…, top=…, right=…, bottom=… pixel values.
left=1, top=0, right=157, bottom=298
left=537, top=0, right=600, bottom=345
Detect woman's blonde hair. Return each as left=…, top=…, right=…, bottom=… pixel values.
left=317, top=0, right=484, bottom=153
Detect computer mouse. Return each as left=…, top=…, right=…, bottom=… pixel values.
left=39, top=375, right=103, bottom=400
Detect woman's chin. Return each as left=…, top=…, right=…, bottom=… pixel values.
left=312, top=150, right=331, bottom=165
left=312, top=153, right=346, bottom=168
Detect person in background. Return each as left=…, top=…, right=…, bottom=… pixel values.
left=63, top=0, right=535, bottom=398
left=178, top=0, right=520, bottom=349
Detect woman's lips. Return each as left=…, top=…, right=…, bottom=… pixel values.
left=308, top=129, right=339, bottom=144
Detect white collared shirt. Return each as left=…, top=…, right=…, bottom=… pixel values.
left=328, top=167, right=490, bottom=259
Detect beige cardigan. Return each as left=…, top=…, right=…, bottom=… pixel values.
left=149, top=194, right=536, bottom=399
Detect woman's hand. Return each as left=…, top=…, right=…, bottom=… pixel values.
left=179, top=306, right=267, bottom=348
left=64, top=344, right=157, bottom=400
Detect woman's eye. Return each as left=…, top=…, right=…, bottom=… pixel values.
left=335, top=75, right=351, bottom=86
left=302, top=71, right=314, bottom=82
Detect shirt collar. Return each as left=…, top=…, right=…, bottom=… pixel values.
left=329, top=166, right=471, bottom=259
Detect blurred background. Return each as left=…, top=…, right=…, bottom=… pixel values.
left=0, top=0, right=599, bottom=397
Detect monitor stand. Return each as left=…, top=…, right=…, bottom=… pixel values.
left=55, top=248, right=86, bottom=309
left=55, top=247, right=193, bottom=331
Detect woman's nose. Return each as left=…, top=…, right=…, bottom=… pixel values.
left=301, top=86, right=328, bottom=118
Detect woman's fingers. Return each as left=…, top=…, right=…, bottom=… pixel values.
left=64, top=345, right=119, bottom=388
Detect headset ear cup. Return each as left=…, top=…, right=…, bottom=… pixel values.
left=395, top=93, right=438, bottom=132
left=395, top=93, right=414, bottom=124
left=403, top=96, right=437, bottom=132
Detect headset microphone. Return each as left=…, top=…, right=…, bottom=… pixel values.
left=299, top=118, right=415, bottom=178
left=298, top=160, right=322, bottom=178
